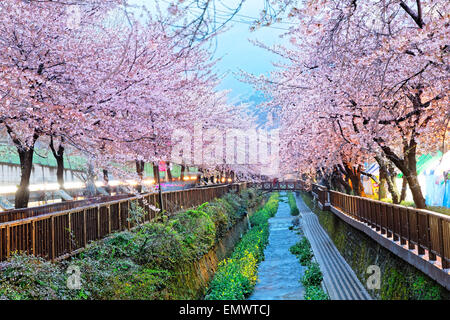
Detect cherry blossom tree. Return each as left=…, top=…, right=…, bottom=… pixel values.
left=0, top=0, right=123, bottom=207
left=248, top=0, right=449, bottom=208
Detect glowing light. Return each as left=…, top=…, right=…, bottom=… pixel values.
left=108, top=180, right=122, bottom=187
left=95, top=181, right=105, bottom=187
left=29, top=183, right=60, bottom=192
left=0, top=185, right=17, bottom=194
left=221, top=177, right=225, bottom=183
left=227, top=178, right=232, bottom=182
left=125, top=180, right=138, bottom=186
left=143, top=179, right=155, bottom=185
left=64, top=181, right=85, bottom=189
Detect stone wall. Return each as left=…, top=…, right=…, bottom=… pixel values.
left=301, top=192, right=450, bottom=300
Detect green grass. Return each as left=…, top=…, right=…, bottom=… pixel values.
left=289, top=238, right=313, bottom=266
left=287, top=192, right=300, bottom=216
left=205, top=193, right=280, bottom=300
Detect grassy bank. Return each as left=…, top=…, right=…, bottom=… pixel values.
left=0, top=188, right=263, bottom=300
left=287, top=192, right=299, bottom=216
left=205, top=193, right=280, bottom=300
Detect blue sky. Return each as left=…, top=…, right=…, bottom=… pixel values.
left=209, top=1, right=291, bottom=104
left=129, top=0, right=291, bottom=105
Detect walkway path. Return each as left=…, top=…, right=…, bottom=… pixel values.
left=249, top=193, right=305, bottom=300
left=295, top=194, right=372, bottom=300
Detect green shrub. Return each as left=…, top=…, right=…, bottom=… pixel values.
left=109, top=269, right=171, bottom=300
left=301, top=262, right=323, bottom=287
left=203, top=199, right=237, bottom=240
left=170, top=204, right=216, bottom=259
left=131, top=223, right=190, bottom=269
left=0, top=254, right=76, bottom=300
left=287, top=192, right=299, bottom=216
left=290, top=237, right=313, bottom=266
left=410, top=276, right=441, bottom=300
left=304, top=285, right=329, bottom=300
left=206, top=193, right=279, bottom=300
left=250, top=193, right=279, bottom=227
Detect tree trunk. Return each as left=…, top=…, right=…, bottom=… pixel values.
left=405, top=172, right=426, bottom=208
left=400, top=176, right=408, bottom=202
left=376, top=136, right=426, bottom=208
left=85, top=161, right=97, bottom=197
left=153, top=163, right=159, bottom=183
left=332, top=166, right=352, bottom=194
left=50, top=136, right=65, bottom=190
left=405, top=141, right=426, bottom=208
left=343, top=163, right=362, bottom=196
left=386, top=161, right=401, bottom=204
left=180, top=164, right=186, bottom=181
left=103, top=169, right=110, bottom=193
left=15, top=148, right=34, bottom=209
left=375, top=156, right=393, bottom=201
left=378, top=168, right=387, bottom=200
left=166, top=162, right=172, bottom=181
left=153, top=163, right=163, bottom=210
left=136, top=160, right=145, bottom=193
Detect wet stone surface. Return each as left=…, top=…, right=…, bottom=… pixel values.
left=249, top=194, right=305, bottom=300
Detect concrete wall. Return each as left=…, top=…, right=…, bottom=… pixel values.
left=0, top=162, right=82, bottom=185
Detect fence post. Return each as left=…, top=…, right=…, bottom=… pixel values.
left=426, top=215, right=436, bottom=261
left=108, top=205, right=111, bottom=234
left=97, top=205, right=101, bottom=238
left=31, top=220, right=36, bottom=256
left=83, top=209, right=87, bottom=247
left=118, top=201, right=122, bottom=230
left=51, top=216, right=55, bottom=261
left=6, top=225, right=10, bottom=259
left=127, top=201, right=131, bottom=230
left=438, top=219, right=448, bottom=269
left=68, top=212, right=72, bottom=253
left=417, top=212, right=425, bottom=255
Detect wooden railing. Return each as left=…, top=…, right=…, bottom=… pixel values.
left=0, top=194, right=133, bottom=223
left=329, top=190, right=450, bottom=269
left=0, top=183, right=247, bottom=262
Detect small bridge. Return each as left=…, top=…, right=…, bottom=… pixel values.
left=249, top=180, right=307, bottom=191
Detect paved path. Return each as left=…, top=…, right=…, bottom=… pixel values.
left=295, top=194, right=372, bottom=300
left=249, top=194, right=305, bottom=300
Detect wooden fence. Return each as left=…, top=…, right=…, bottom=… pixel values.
left=0, top=183, right=246, bottom=262
left=0, top=194, right=133, bottom=223
left=327, top=190, right=450, bottom=269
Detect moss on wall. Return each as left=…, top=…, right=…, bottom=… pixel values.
left=300, top=192, right=449, bottom=300
left=166, top=214, right=250, bottom=299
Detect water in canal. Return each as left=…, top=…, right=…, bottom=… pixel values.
left=248, top=192, right=305, bottom=300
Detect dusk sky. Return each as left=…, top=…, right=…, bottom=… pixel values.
left=209, top=1, right=292, bottom=103
left=131, top=0, right=293, bottom=104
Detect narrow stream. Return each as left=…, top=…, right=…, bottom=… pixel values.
left=248, top=192, right=305, bottom=300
